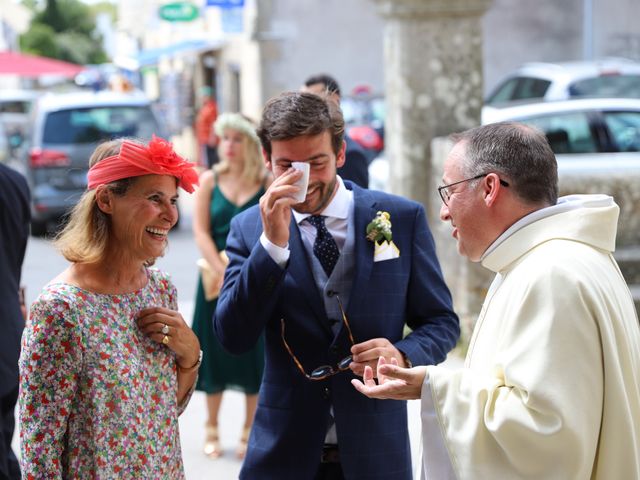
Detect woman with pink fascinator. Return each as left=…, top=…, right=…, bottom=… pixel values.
left=19, top=136, right=201, bottom=479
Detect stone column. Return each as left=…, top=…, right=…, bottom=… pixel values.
left=372, top=0, right=493, bottom=349
left=372, top=0, right=492, bottom=217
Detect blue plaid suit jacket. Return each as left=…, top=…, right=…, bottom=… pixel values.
left=215, top=182, right=459, bottom=479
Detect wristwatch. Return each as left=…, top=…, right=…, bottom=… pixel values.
left=178, top=350, right=203, bottom=373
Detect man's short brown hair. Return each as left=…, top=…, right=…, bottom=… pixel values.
left=257, top=91, right=345, bottom=159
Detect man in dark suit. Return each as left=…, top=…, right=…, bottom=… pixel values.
left=215, top=92, right=459, bottom=479
left=0, top=164, right=30, bottom=480
left=302, top=74, right=370, bottom=188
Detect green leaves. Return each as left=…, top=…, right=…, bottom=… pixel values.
left=366, top=211, right=393, bottom=244
left=20, top=0, right=108, bottom=65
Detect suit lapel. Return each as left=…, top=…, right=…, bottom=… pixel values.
left=285, top=185, right=378, bottom=333
left=346, top=187, right=377, bottom=318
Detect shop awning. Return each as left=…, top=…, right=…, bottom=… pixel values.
left=114, top=39, right=222, bottom=71
left=0, top=51, right=85, bottom=77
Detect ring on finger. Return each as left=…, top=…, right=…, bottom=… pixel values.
left=162, top=335, right=169, bottom=345
left=161, top=324, right=170, bottom=335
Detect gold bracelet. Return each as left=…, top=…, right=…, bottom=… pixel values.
left=177, top=350, right=202, bottom=373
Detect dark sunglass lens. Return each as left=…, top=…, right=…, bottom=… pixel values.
left=310, top=365, right=335, bottom=380
left=337, top=355, right=353, bottom=371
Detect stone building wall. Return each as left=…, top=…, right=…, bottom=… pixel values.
left=254, top=0, right=385, bottom=101
left=249, top=0, right=640, bottom=106
left=483, top=0, right=640, bottom=95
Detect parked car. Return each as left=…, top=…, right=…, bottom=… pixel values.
left=483, top=58, right=640, bottom=119
left=22, top=90, right=166, bottom=235
left=0, top=89, right=39, bottom=120
left=0, top=89, right=40, bottom=160
left=483, top=97, right=640, bottom=156
left=371, top=97, right=640, bottom=193
left=482, top=97, right=640, bottom=288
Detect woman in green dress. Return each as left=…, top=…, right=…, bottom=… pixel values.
left=192, top=113, right=271, bottom=459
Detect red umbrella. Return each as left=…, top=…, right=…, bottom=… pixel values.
left=0, top=51, right=84, bottom=77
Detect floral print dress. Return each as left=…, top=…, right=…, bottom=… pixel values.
left=19, top=268, right=192, bottom=479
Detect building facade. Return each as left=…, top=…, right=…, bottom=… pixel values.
left=113, top=0, right=640, bottom=139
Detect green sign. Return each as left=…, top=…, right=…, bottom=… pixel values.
left=159, top=2, right=199, bottom=22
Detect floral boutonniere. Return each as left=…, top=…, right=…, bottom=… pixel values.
left=366, top=211, right=400, bottom=262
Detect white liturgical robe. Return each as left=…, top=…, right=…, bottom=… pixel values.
left=421, top=195, right=640, bottom=479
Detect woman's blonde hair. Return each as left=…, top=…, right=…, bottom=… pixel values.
left=54, top=138, right=143, bottom=264
left=213, top=113, right=265, bottom=183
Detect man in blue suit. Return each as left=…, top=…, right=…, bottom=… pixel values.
left=0, top=164, right=30, bottom=480
left=215, top=92, right=459, bottom=479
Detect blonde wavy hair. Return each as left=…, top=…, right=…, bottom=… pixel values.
left=54, top=138, right=150, bottom=265
left=213, top=113, right=265, bottom=183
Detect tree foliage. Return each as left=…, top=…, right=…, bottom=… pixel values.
left=57, top=31, right=108, bottom=65
left=38, top=0, right=66, bottom=32
left=20, top=0, right=41, bottom=13
left=19, top=23, right=59, bottom=59
left=19, top=0, right=108, bottom=65
left=91, top=2, right=117, bottom=22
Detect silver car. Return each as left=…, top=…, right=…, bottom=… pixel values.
left=483, top=97, right=640, bottom=156
left=22, top=90, right=164, bottom=235
left=484, top=58, right=640, bottom=111
left=0, top=89, right=40, bottom=161
left=482, top=98, right=640, bottom=243
left=373, top=98, right=640, bottom=185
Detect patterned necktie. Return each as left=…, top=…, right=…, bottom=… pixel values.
left=307, top=215, right=340, bottom=277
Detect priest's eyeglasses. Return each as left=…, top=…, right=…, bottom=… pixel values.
left=438, top=173, right=509, bottom=206
left=280, top=295, right=355, bottom=381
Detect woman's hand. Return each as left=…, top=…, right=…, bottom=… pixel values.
left=137, top=307, right=200, bottom=368
left=213, top=267, right=225, bottom=294
left=204, top=257, right=227, bottom=281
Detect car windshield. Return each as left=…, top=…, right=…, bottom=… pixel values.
left=42, top=106, right=158, bottom=144
left=0, top=100, right=32, bottom=114
left=486, top=77, right=552, bottom=105
left=569, top=75, right=640, bottom=99
left=603, top=110, right=640, bottom=152
left=518, top=111, right=598, bottom=154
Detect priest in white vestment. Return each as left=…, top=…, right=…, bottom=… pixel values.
left=352, top=122, right=640, bottom=480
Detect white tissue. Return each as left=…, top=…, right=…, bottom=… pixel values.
left=291, top=162, right=310, bottom=203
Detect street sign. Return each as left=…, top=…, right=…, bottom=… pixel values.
left=221, top=7, right=243, bottom=33
left=206, top=0, right=244, bottom=7
left=159, top=2, right=199, bottom=22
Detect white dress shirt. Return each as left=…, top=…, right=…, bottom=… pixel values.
left=260, top=176, right=353, bottom=265
left=259, top=176, right=353, bottom=446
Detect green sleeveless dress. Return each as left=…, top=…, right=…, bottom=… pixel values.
left=192, top=183, right=265, bottom=394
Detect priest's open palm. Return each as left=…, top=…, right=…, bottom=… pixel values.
left=352, top=356, right=427, bottom=401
